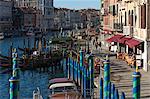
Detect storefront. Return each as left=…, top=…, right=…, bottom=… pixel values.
left=105, top=34, right=144, bottom=68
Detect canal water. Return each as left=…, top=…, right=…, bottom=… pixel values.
left=0, top=34, right=64, bottom=99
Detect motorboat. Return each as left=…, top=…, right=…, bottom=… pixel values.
left=0, top=32, right=4, bottom=40
left=48, top=82, right=81, bottom=99
left=49, top=78, right=73, bottom=85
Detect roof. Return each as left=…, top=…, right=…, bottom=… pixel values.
left=19, top=7, right=37, bottom=14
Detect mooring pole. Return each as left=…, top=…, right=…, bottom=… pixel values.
left=121, top=92, right=125, bottom=99
left=100, top=78, right=103, bottom=99
left=114, top=89, right=119, bottom=99
left=111, top=83, right=115, bottom=99
left=9, top=49, right=19, bottom=99
left=79, top=49, right=84, bottom=95
left=132, top=71, right=141, bottom=99
left=88, top=54, right=94, bottom=98
left=104, top=55, right=110, bottom=99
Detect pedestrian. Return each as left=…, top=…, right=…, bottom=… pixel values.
left=98, top=42, right=101, bottom=50
left=93, top=39, right=95, bottom=45
left=95, top=42, right=98, bottom=49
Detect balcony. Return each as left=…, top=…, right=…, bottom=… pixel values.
left=113, top=23, right=123, bottom=32
left=123, top=26, right=133, bottom=36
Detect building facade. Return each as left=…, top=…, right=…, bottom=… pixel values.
left=0, top=0, right=13, bottom=32
left=101, top=0, right=150, bottom=71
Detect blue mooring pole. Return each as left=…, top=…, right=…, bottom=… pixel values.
left=121, top=92, right=125, bottom=99
left=108, top=82, right=111, bottom=99
left=111, top=83, right=115, bottom=99
left=88, top=54, right=94, bottom=98
left=79, top=50, right=84, bottom=95
left=104, top=55, right=110, bottom=99
left=100, top=78, right=103, bottom=99
left=114, top=89, right=119, bottom=99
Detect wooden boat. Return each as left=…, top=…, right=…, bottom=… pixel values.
left=0, top=63, right=11, bottom=67
left=0, top=54, right=11, bottom=59
left=0, top=68, right=11, bottom=74
left=48, top=82, right=81, bottom=99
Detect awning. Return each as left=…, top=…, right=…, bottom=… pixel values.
left=117, top=36, right=132, bottom=44
left=106, top=34, right=123, bottom=43
left=125, top=38, right=143, bottom=48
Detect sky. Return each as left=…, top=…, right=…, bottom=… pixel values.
left=54, top=0, right=100, bottom=9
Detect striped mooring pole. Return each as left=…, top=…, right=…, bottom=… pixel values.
left=9, top=49, right=19, bottom=99
left=79, top=50, right=84, bottom=94
left=104, top=55, right=110, bottom=99
left=132, top=71, right=141, bottom=99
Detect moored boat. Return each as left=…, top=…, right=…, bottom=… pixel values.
left=48, top=81, right=81, bottom=99
left=0, top=32, right=4, bottom=40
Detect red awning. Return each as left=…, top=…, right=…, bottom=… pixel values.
left=117, top=36, right=132, bottom=44
left=106, top=34, right=123, bottom=43
left=125, top=38, right=142, bottom=48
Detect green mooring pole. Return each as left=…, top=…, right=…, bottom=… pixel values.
left=132, top=71, right=141, bottom=99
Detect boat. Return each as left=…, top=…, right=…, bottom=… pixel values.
left=0, top=32, right=4, bottom=40
left=26, top=31, right=35, bottom=36
left=48, top=81, right=81, bottom=99
left=4, top=32, right=13, bottom=38
left=49, top=78, right=74, bottom=85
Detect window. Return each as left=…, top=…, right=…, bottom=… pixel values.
left=141, top=4, right=146, bottom=29
left=125, top=12, right=127, bottom=26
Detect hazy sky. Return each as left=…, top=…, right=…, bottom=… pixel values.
left=54, top=0, right=100, bottom=9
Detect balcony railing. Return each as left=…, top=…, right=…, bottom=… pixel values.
left=113, top=23, right=123, bottom=32
left=123, top=26, right=133, bottom=36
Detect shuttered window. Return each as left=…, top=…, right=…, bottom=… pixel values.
left=141, top=4, right=146, bottom=29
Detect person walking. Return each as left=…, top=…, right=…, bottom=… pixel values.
left=98, top=41, right=102, bottom=50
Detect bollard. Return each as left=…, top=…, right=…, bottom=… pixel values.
left=104, top=55, right=110, bottom=99
left=114, top=89, right=119, bottom=99
left=100, top=78, right=103, bottom=99
left=132, top=72, right=141, bottom=99
left=121, top=92, right=125, bottom=99
left=111, top=83, right=115, bottom=99
left=79, top=50, right=84, bottom=95
left=108, top=82, right=111, bottom=99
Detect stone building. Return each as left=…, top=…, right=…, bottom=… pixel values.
left=101, top=0, right=150, bottom=71
left=0, top=0, right=13, bottom=32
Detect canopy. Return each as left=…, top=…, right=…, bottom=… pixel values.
left=106, top=34, right=123, bottom=43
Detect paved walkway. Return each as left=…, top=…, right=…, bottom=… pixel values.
left=93, top=48, right=150, bottom=99
left=87, top=38, right=150, bottom=99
